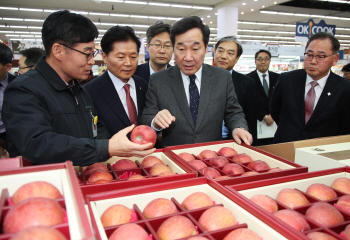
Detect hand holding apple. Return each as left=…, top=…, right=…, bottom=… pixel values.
left=130, top=125, right=157, bottom=148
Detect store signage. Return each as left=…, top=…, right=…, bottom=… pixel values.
left=242, top=44, right=305, bottom=57
left=10, top=40, right=44, bottom=54
left=295, top=19, right=336, bottom=42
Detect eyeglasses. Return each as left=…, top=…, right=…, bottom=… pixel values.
left=18, top=66, right=34, bottom=70
left=256, top=58, right=271, bottom=62
left=303, top=53, right=337, bottom=63
left=149, top=43, right=173, bottom=50
left=59, top=43, right=98, bottom=61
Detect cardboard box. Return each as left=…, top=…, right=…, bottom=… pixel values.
left=0, top=161, right=94, bottom=240
left=295, top=142, right=350, bottom=172
left=257, top=134, right=350, bottom=162
left=86, top=177, right=309, bottom=240
left=226, top=167, right=350, bottom=240
left=165, top=140, right=307, bottom=185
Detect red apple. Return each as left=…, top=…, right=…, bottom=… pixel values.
left=141, top=156, right=163, bottom=168
left=189, top=160, right=207, bottom=170
left=199, top=206, right=236, bottom=231
left=157, top=215, right=196, bottom=240
left=128, top=174, right=146, bottom=180
left=88, top=170, right=114, bottom=183
left=268, top=167, right=282, bottom=172
left=218, top=147, right=237, bottom=157
left=109, top=223, right=149, bottom=240
left=84, top=162, right=108, bottom=174
left=305, top=202, right=344, bottom=227
left=130, top=125, right=157, bottom=148
left=222, top=163, right=245, bottom=175
left=306, top=183, right=337, bottom=201
left=3, top=197, right=65, bottom=234
left=178, top=152, right=196, bottom=162
left=12, top=181, right=62, bottom=204
left=181, top=192, right=213, bottom=210
left=9, top=226, right=67, bottom=240
left=336, top=195, right=350, bottom=212
left=158, top=171, right=177, bottom=177
left=331, top=178, right=350, bottom=194
left=149, top=163, right=172, bottom=176
left=143, top=198, right=177, bottom=219
left=101, top=204, right=133, bottom=227
left=307, top=232, right=337, bottom=240
left=215, top=176, right=232, bottom=180
left=247, top=160, right=270, bottom=171
left=273, top=209, right=310, bottom=232
left=241, top=171, right=259, bottom=176
left=276, top=188, right=309, bottom=208
left=187, top=237, right=209, bottom=240
left=112, top=159, right=137, bottom=170
left=198, top=150, right=217, bottom=159
left=201, top=167, right=221, bottom=179
left=93, top=179, right=112, bottom=184
left=223, top=228, right=261, bottom=240
left=209, top=156, right=229, bottom=167
left=232, top=153, right=253, bottom=163
left=342, top=224, right=350, bottom=239
left=250, top=195, right=278, bottom=213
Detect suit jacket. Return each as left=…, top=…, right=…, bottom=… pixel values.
left=8, top=73, right=16, bottom=83
left=270, top=69, right=350, bottom=144
left=140, top=64, right=248, bottom=147
left=231, top=70, right=257, bottom=142
left=134, top=62, right=172, bottom=82
left=247, top=69, right=280, bottom=121
left=84, top=71, right=149, bottom=135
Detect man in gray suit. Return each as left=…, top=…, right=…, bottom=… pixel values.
left=140, top=16, right=252, bottom=147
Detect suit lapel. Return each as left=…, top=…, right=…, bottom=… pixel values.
left=169, top=66, right=195, bottom=130
left=293, top=71, right=307, bottom=125
left=98, top=73, right=131, bottom=126
left=307, top=72, right=339, bottom=125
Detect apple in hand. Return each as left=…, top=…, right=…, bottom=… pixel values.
left=130, top=125, right=157, bottom=148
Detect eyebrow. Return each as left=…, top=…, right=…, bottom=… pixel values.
left=177, top=41, right=201, bottom=45
left=218, top=46, right=235, bottom=52
left=306, top=49, right=326, bottom=54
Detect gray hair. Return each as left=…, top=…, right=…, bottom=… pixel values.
left=215, top=36, right=243, bottom=57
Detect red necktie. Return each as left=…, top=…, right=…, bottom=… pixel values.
left=305, top=81, right=318, bottom=124
left=123, top=84, right=138, bottom=126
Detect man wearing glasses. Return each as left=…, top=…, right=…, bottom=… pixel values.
left=134, top=21, right=173, bottom=82
left=270, top=32, right=350, bottom=144
left=247, top=49, right=280, bottom=146
left=342, top=64, right=350, bottom=80
left=18, top=48, right=45, bottom=75
left=2, top=10, right=155, bottom=165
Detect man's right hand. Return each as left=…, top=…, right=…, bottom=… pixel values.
left=264, top=114, right=274, bottom=126
left=108, top=125, right=156, bottom=158
left=153, top=109, right=176, bottom=129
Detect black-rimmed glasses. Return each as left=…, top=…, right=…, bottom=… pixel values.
left=59, top=43, right=98, bottom=61
left=303, top=53, right=337, bottom=63
left=148, top=43, right=173, bottom=50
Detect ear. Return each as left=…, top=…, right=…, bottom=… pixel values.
left=51, top=43, right=64, bottom=61
left=205, top=45, right=208, bottom=54
left=102, top=52, right=107, bottom=64
left=332, top=53, right=340, bottom=66
left=5, top=63, right=12, bottom=72
left=146, top=43, right=150, bottom=53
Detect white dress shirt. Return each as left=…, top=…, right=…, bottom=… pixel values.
left=305, top=70, right=330, bottom=110
left=257, top=70, right=269, bottom=88
left=107, top=70, right=138, bottom=118
left=149, top=63, right=169, bottom=76
left=180, top=66, right=202, bottom=105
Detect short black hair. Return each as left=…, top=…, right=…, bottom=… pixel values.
left=19, top=48, right=45, bottom=67
left=342, top=63, right=350, bottom=72
left=255, top=49, right=271, bottom=60
left=42, top=10, right=98, bottom=56
left=0, top=43, right=13, bottom=65
left=170, top=16, right=210, bottom=47
left=101, top=26, right=141, bottom=55
left=146, top=21, right=171, bottom=43
left=215, top=36, right=243, bottom=57
left=306, top=32, right=340, bottom=54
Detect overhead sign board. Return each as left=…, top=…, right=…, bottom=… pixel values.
left=295, top=19, right=336, bottom=42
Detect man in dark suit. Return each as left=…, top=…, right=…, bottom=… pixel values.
left=270, top=32, right=350, bottom=144
left=0, top=43, right=16, bottom=145
left=134, top=21, right=173, bottom=82
left=140, top=16, right=252, bottom=147
left=247, top=49, right=280, bottom=146
left=213, top=36, right=257, bottom=144
left=85, top=26, right=148, bottom=136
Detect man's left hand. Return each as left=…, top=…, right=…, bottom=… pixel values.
left=232, top=128, right=253, bottom=145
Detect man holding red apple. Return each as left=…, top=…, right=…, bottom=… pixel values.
left=140, top=16, right=252, bottom=147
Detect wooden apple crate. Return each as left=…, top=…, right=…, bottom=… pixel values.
left=0, top=161, right=93, bottom=240
left=165, top=140, right=308, bottom=185
left=85, top=177, right=308, bottom=240
left=226, top=166, right=350, bottom=240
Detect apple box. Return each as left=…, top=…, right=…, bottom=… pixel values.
left=85, top=177, right=309, bottom=240
left=165, top=140, right=307, bottom=185
left=0, top=157, right=33, bottom=171
left=226, top=167, right=350, bottom=240
left=0, top=161, right=93, bottom=240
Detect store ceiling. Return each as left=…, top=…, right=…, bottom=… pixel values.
left=0, top=0, right=349, bottom=48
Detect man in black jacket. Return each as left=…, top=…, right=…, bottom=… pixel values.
left=2, top=10, right=155, bottom=165
left=213, top=36, right=257, bottom=144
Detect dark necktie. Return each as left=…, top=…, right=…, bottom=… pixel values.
left=262, top=74, right=269, bottom=96
left=189, top=75, right=199, bottom=126
left=305, top=81, right=318, bottom=124
left=123, top=84, right=138, bottom=126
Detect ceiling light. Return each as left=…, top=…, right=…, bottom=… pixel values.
left=19, top=8, right=42, bottom=12
left=215, top=13, right=218, bottom=15
left=260, top=11, right=277, bottom=14
left=149, top=16, right=166, bottom=19
left=3, top=18, right=23, bottom=21
left=242, top=3, right=246, bottom=5
left=130, top=15, right=148, bottom=18
left=5, top=34, right=19, bottom=37
left=171, top=4, right=191, bottom=8
left=192, top=6, right=213, bottom=10
left=294, top=13, right=310, bottom=17
left=15, top=31, right=30, bottom=34
left=0, top=7, right=18, bottom=10
left=210, top=21, right=212, bottom=24
left=110, top=14, right=129, bottom=17
left=274, top=2, right=277, bottom=4
left=20, top=35, right=34, bottom=37
left=10, top=39, right=22, bottom=41
left=148, top=3, right=171, bottom=7
left=44, top=9, right=56, bottom=13
left=89, top=12, right=109, bottom=16
left=0, top=31, right=14, bottom=33
left=241, top=12, right=244, bottom=14
left=166, top=17, right=181, bottom=21
left=251, top=9, right=254, bottom=11
left=72, top=11, right=88, bottom=14
left=262, top=5, right=265, bottom=8
left=207, top=15, right=210, bottom=18
left=24, top=19, right=44, bottom=22
left=100, top=0, right=124, bottom=2
left=124, top=1, right=147, bottom=4
left=325, top=16, right=339, bottom=19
